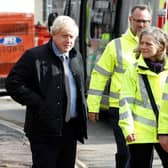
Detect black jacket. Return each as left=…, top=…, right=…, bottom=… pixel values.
left=5, top=40, right=87, bottom=143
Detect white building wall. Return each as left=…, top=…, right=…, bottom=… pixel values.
left=34, top=0, right=44, bottom=25
left=0, top=0, right=54, bottom=26
left=0, top=0, right=34, bottom=13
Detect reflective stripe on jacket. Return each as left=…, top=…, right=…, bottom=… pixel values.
left=158, top=76, right=168, bottom=134
left=87, top=28, right=138, bottom=112
left=119, top=56, right=168, bottom=144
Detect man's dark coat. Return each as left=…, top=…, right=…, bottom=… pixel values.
left=5, top=40, right=87, bottom=143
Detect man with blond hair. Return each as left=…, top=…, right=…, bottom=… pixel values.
left=6, top=15, right=88, bottom=168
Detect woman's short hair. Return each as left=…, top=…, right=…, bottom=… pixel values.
left=50, top=15, right=79, bottom=37
left=135, top=27, right=168, bottom=58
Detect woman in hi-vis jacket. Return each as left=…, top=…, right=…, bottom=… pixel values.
left=119, top=27, right=168, bottom=168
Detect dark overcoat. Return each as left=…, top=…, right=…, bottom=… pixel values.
left=5, top=40, right=87, bottom=143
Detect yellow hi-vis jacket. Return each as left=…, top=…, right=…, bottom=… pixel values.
left=87, top=28, right=138, bottom=112
left=158, top=76, right=168, bottom=134
left=119, top=56, right=168, bottom=144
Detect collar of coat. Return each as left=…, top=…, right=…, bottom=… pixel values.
left=136, top=55, right=168, bottom=75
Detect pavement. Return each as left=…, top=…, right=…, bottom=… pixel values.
left=0, top=118, right=86, bottom=168
left=0, top=97, right=164, bottom=168
left=76, top=122, right=163, bottom=168
left=0, top=97, right=84, bottom=168
left=0, top=119, right=163, bottom=168
left=0, top=120, right=31, bottom=168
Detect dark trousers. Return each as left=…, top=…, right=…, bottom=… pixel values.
left=109, top=107, right=130, bottom=168
left=28, top=119, right=77, bottom=168
left=128, top=143, right=168, bottom=168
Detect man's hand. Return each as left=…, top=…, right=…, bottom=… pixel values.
left=159, top=135, right=168, bottom=153
left=88, top=112, right=99, bottom=122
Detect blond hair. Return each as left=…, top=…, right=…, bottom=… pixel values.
left=50, top=15, right=79, bottom=37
